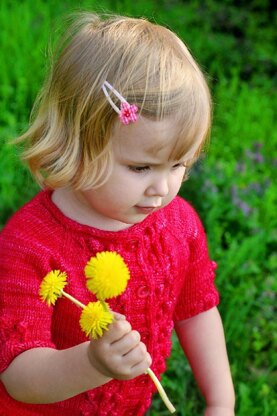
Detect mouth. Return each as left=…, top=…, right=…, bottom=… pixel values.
left=135, top=206, right=160, bottom=214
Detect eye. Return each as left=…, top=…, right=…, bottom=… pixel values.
left=172, top=162, right=186, bottom=170
left=172, top=163, right=181, bottom=169
left=128, top=165, right=150, bottom=173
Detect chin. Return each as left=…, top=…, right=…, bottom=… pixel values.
left=121, top=214, right=148, bottom=225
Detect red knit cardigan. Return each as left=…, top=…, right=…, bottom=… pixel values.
left=0, top=191, right=219, bottom=415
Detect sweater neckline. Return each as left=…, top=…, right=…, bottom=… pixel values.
left=41, top=189, right=168, bottom=240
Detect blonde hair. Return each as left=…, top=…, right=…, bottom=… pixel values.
left=18, top=13, right=212, bottom=190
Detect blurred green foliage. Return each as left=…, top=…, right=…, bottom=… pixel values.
left=0, top=0, right=276, bottom=414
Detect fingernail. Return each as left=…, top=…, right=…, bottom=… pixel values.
left=114, top=312, right=126, bottom=320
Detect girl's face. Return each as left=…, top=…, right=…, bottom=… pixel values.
left=80, top=117, right=192, bottom=231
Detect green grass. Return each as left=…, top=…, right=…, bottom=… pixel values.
left=0, top=1, right=276, bottom=414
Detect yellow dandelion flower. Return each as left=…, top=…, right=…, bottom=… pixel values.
left=84, top=251, right=130, bottom=300
left=79, top=301, right=113, bottom=339
left=39, top=270, right=67, bottom=306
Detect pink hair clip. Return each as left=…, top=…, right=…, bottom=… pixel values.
left=102, top=81, right=138, bottom=125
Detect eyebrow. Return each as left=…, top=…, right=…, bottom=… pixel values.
left=127, top=161, right=162, bottom=166
left=125, top=158, right=186, bottom=166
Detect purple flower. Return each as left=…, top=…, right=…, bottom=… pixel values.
left=237, top=200, right=252, bottom=216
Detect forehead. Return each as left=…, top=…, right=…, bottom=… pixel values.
left=111, top=116, right=184, bottom=160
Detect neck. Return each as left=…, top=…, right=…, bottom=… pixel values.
left=51, top=188, right=132, bottom=231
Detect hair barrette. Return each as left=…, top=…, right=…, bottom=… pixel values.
left=102, top=81, right=138, bottom=125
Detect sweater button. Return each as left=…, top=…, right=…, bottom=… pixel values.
left=141, top=329, right=150, bottom=341
left=137, top=285, right=149, bottom=298
left=127, top=239, right=138, bottom=250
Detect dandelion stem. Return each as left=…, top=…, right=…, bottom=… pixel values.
left=100, top=299, right=110, bottom=313
left=146, top=368, right=176, bottom=413
left=61, top=290, right=86, bottom=309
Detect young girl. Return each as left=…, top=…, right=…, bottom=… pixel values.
left=0, top=13, right=235, bottom=416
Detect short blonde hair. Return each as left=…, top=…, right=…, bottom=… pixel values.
left=19, top=13, right=212, bottom=189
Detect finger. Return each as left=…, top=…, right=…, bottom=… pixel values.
left=130, top=351, right=152, bottom=375
left=116, top=351, right=152, bottom=380
left=103, top=319, right=132, bottom=343
left=122, top=341, right=147, bottom=365
left=113, top=312, right=126, bottom=321
left=111, top=330, right=141, bottom=355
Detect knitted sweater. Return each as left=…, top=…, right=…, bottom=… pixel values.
left=0, top=190, right=219, bottom=415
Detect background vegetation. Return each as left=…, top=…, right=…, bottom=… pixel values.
left=0, top=0, right=276, bottom=414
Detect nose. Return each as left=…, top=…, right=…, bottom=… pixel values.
left=145, top=174, right=169, bottom=197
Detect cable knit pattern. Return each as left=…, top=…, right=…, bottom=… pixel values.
left=0, top=190, right=219, bottom=415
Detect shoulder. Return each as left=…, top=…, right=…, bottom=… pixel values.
left=168, top=195, right=198, bottom=216
left=0, top=190, right=60, bottom=244
left=162, top=196, right=205, bottom=238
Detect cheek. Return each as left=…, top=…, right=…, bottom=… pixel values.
left=173, top=171, right=184, bottom=186
left=115, top=169, right=146, bottom=191
left=169, top=173, right=184, bottom=195
left=102, top=179, right=141, bottom=205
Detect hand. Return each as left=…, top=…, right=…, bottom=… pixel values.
left=205, top=406, right=235, bottom=416
left=87, top=313, right=152, bottom=380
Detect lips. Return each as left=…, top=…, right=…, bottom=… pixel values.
left=135, top=206, right=160, bottom=214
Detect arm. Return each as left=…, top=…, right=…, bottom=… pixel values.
left=0, top=316, right=151, bottom=404
left=175, top=307, right=235, bottom=416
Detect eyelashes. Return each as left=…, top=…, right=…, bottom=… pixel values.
left=127, top=163, right=186, bottom=173
left=128, top=166, right=150, bottom=173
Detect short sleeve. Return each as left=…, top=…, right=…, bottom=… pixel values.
left=173, top=202, right=219, bottom=322
left=0, top=227, right=56, bottom=373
